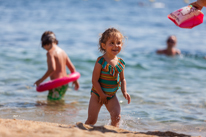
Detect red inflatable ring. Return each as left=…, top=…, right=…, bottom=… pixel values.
left=36, top=72, right=80, bottom=92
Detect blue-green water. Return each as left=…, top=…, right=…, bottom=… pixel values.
left=0, top=0, right=206, bottom=136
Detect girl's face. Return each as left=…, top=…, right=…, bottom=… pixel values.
left=101, top=34, right=123, bottom=57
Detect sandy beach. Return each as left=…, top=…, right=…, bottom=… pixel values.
left=1, top=0, right=206, bottom=137
left=0, top=118, right=196, bottom=137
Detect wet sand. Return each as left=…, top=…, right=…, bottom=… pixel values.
left=0, top=118, right=195, bottom=137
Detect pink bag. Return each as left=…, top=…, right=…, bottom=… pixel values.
left=168, top=5, right=204, bottom=29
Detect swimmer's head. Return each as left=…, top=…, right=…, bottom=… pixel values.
left=41, top=31, right=58, bottom=48
left=167, top=35, right=177, bottom=48
left=99, top=28, right=125, bottom=53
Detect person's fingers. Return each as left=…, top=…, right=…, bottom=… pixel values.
left=124, top=94, right=131, bottom=104
left=35, top=82, right=39, bottom=87
left=72, top=82, right=79, bottom=90
left=101, top=98, right=108, bottom=104
left=104, top=95, right=112, bottom=104
left=102, top=99, right=106, bottom=104
left=105, top=94, right=112, bottom=98
left=123, top=94, right=126, bottom=99
left=127, top=95, right=131, bottom=104
left=190, top=2, right=203, bottom=10
left=99, top=98, right=102, bottom=104
left=99, top=98, right=105, bottom=105
left=123, top=93, right=127, bottom=99
left=105, top=99, right=108, bottom=104
left=75, top=85, right=78, bottom=90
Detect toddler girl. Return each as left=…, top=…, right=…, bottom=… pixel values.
left=85, top=28, right=131, bottom=127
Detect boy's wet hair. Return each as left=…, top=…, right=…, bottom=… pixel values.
left=99, top=28, right=125, bottom=53
left=41, top=31, right=58, bottom=47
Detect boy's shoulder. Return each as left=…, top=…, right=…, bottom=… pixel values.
left=47, top=46, right=66, bottom=57
left=175, top=49, right=181, bottom=55
left=46, top=51, right=53, bottom=57
left=156, top=49, right=166, bottom=54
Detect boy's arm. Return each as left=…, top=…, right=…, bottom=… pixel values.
left=120, top=70, right=131, bottom=104
left=65, top=53, right=79, bottom=90
left=92, top=61, right=111, bottom=104
left=156, top=49, right=163, bottom=54
left=66, top=56, right=76, bottom=73
left=34, top=53, right=55, bottom=86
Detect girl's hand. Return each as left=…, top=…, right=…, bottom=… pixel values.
left=72, top=80, right=79, bottom=90
left=123, top=92, right=131, bottom=104
left=99, top=94, right=112, bottom=105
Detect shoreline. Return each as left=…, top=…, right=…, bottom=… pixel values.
left=0, top=118, right=195, bottom=137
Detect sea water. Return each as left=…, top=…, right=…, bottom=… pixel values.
left=0, top=0, right=206, bottom=136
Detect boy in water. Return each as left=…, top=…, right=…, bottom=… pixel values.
left=34, top=31, right=79, bottom=100
left=156, top=35, right=181, bottom=56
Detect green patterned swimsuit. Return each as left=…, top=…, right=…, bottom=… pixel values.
left=47, top=84, right=68, bottom=100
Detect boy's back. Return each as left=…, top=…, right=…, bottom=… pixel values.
left=47, top=46, right=68, bottom=80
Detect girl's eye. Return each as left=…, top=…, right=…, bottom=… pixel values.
left=111, top=42, right=114, bottom=44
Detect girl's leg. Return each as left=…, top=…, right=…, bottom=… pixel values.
left=85, top=93, right=102, bottom=125
left=105, top=95, right=121, bottom=127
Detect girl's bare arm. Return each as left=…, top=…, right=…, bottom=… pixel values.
left=120, top=70, right=131, bottom=104
left=92, top=61, right=111, bottom=104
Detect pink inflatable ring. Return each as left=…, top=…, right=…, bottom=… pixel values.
left=36, top=72, right=80, bottom=92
